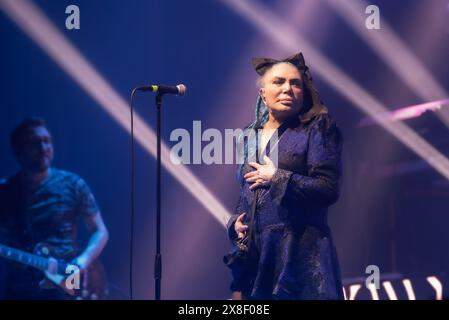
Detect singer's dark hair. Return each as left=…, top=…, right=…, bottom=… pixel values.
left=10, top=117, right=49, bottom=154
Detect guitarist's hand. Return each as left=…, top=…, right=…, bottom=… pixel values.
left=71, top=255, right=90, bottom=290
left=46, top=257, right=58, bottom=274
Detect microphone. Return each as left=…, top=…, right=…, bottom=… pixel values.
left=136, top=84, right=187, bottom=96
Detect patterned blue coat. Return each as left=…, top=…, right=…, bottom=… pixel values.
left=227, top=111, right=344, bottom=300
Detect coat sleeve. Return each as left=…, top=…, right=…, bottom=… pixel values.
left=269, top=114, right=343, bottom=207
left=226, top=191, right=245, bottom=243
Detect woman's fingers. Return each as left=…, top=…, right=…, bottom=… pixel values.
left=243, top=170, right=258, bottom=179
left=249, top=182, right=260, bottom=190
left=236, top=224, right=248, bottom=232
left=235, top=212, right=248, bottom=236
left=245, top=175, right=260, bottom=183
left=249, top=179, right=270, bottom=190
left=237, top=212, right=246, bottom=222
left=236, top=218, right=248, bottom=230
left=245, top=169, right=268, bottom=183
left=248, top=162, right=261, bottom=170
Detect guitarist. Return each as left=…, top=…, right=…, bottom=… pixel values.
left=0, top=118, right=109, bottom=299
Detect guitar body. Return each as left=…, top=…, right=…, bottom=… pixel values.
left=33, top=242, right=108, bottom=300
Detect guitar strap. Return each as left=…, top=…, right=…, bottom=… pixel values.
left=1, top=175, right=29, bottom=248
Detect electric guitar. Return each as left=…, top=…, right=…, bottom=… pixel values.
left=0, top=242, right=107, bottom=300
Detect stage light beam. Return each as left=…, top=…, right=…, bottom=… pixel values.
left=325, top=0, right=449, bottom=128
left=220, top=0, right=449, bottom=181
left=0, top=0, right=231, bottom=227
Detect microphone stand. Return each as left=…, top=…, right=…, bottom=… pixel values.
left=155, top=93, right=162, bottom=300
left=131, top=86, right=183, bottom=300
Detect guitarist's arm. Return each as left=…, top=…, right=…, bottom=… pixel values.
left=72, top=212, right=109, bottom=270
left=72, top=177, right=109, bottom=271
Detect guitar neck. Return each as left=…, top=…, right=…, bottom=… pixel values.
left=0, top=243, right=48, bottom=272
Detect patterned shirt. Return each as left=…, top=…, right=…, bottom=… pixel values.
left=0, top=168, right=99, bottom=250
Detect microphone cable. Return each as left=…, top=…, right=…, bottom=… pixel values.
left=129, top=87, right=139, bottom=300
